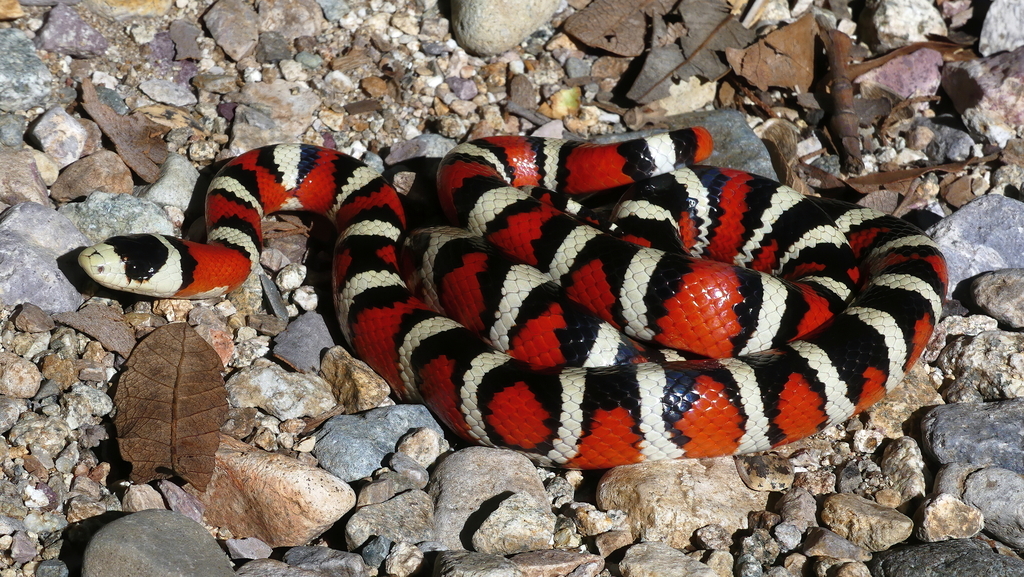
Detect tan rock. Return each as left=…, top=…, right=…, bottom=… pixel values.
left=193, top=436, right=354, bottom=546
left=821, top=493, right=913, bottom=552
left=596, top=458, right=769, bottom=549
left=50, top=150, right=133, bottom=202
left=0, top=0, right=25, bottom=20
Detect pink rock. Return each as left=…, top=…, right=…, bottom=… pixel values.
left=942, top=45, right=1024, bottom=146
left=856, top=48, right=943, bottom=99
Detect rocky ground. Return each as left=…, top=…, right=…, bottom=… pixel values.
left=1, top=0, right=1024, bottom=575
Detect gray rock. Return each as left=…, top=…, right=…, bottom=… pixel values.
left=138, top=79, right=197, bottom=107
left=35, top=560, right=69, bottom=577
left=619, top=542, right=716, bottom=577
left=772, top=522, right=803, bottom=553
left=203, top=0, right=259, bottom=61
left=859, top=0, right=946, bottom=52
left=451, top=0, right=560, bottom=56
left=972, top=270, right=1024, bottom=328
left=979, top=0, right=1024, bottom=56
left=927, top=194, right=1024, bottom=299
left=235, top=558, right=329, bottom=576
left=344, top=489, right=434, bottom=550
left=81, top=510, right=234, bottom=577
left=314, top=0, right=348, bottom=22
left=168, top=19, right=202, bottom=60
left=282, top=546, right=368, bottom=576
left=921, top=399, right=1024, bottom=474
left=58, top=190, right=175, bottom=244
left=0, top=29, right=53, bottom=112
left=871, top=539, right=1024, bottom=576
left=255, top=31, right=292, bottom=63
left=272, top=311, right=334, bottom=373
left=428, top=447, right=551, bottom=551
left=0, top=202, right=88, bottom=313
left=801, top=527, right=871, bottom=562
left=313, top=404, right=444, bottom=482
left=0, top=113, right=26, bottom=147
left=388, top=451, right=429, bottom=490
left=434, top=551, right=524, bottom=577
left=225, top=537, right=273, bottom=560
left=360, top=535, right=392, bottom=569
left=962, top=467, right=1024, bottom=548
left=33, top=3, right=109, bottom=58
left=915, top=117, right=975, bottom=164
left=28, top=106, right=87, bottom=168
left=384, top=133, right=458, bottom=165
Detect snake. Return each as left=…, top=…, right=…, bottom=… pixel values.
left=79, top=128, right=947, bottom=468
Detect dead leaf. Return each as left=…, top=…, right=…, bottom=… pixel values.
left=726, top=13, right=817, bottom=92
left=844, top=153, right=998, bottom=193
left=846, top=41, right=976, bottom=80
left=80, top=78, right=170, bottom=183
left=114, top=322, right=228, bottom=491
left=628, top=0, right=755, bottom=103
left=54, top=303, right=137, bottom=357
left=563, top=0, right=678, bottom=57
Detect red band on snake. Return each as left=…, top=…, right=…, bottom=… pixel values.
left=79, top=128, right=947, bottom=468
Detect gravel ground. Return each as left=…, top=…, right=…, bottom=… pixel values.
left=1, top=0, right=1024, bottom=576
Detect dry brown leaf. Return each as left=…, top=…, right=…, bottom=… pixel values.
left=846, top=41, right=976, bottom=79
left=563, top=0, right=678, bottom=57
left=80, top=78, right=170, bottom=183
left=726, top=13, right=817, bottom=92
left=53, top=303, right=136, bottom=357
left=844, top=153, right=998, bottom=192
left=627, top=0, right=755, bottom=103
left=114, top=322, right=228, bottom=491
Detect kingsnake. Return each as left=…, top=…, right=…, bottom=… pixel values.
left=79, top=128, right=947, bottom=469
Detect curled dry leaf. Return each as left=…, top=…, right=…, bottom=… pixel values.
left=114, top=322, right=228, bottom=491
left=80, top=78, right=170, bottom=183
left=725, top=12, right=817, bottom=93
left=627, top=0, right=755, bottom=103
left=563, top=0, right=678, bottom=57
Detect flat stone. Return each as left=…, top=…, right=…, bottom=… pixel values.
left=0, top=202, right=88, bottom=313
left=81, top=510, right=234, bottom=577
left=50, top=150, right=134, bottom=202
left=193, top=436, right=354, bottom=547
left=313, top=404, right=444, bottom=483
